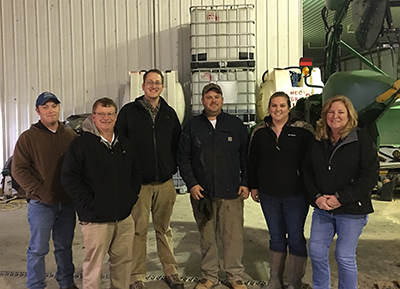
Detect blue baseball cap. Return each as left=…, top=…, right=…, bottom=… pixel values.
left=35, top=92, right=60, bottom=108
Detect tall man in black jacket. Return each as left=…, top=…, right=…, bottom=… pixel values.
left=177, top=83, right=249, bottom=289
left=116, top=69, right=183, bottom=289
left=61, top=98, right=142, bottom=289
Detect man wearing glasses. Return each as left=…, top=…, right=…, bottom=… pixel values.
left=61, top=97, right=142, bottom=289
left=116, top=69, right=183, bottom=289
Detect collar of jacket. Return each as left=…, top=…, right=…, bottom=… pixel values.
left=263, top=111, right=314, bottom=134
left=334, top=128, right=358, bottom=146
left=264, top=110, right=304, bottom=126
left=200, top=109, right=224, bottom=120
left=134, top=95, right=168, bottom=110
left=324, top=128, right=358, bottom=163
left=34, top=120, right=62, bottom=133
left=81, top=116, right=120, bottom=146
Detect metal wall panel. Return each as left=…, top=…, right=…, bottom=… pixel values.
left=1, top=0, right=179, bottom=166
left=0, top=0, right=303, bottom=168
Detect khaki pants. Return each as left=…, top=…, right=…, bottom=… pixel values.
left=191, top=195, right=245, bottom=284
left=131, top=178, right=178, bottom=282
left=81, top=217, right=134, bottom=289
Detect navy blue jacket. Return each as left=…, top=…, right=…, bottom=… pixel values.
left=177, top=112, right=249, bottom=199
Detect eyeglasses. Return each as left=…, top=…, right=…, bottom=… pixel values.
left=145, top=81, right=163, bottom=87
left=93, top=112, right=116, bottom=118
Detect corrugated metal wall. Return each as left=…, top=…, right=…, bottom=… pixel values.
left=0, top=0, right=302, bottom=167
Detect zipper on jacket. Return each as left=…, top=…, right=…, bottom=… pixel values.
left=269, top=125, right=281, bottom=151
left=275, top=138, right=280, bottom=151
left=149, top=109, right=159, bottom=181
left=140, top=100, right=160, bottom=182
left=152, top=124, right=159, bottom=181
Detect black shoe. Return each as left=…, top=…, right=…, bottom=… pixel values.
left=164, top=274, right=184, bottom=289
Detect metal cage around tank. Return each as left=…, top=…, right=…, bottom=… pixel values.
left=190, top=4, right=255, bottom=63
left=190, top=4, right=256, bottom=127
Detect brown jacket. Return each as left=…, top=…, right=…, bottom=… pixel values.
left=12, top=121, right=77, bottom=205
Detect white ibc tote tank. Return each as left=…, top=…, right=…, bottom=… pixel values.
left=257, top=68, right=323, bottom=121
left=190, top=5, right=255, bottom=63
left=191, top=69, right=256, bottom=125
left=122, top=70, right=186, bottom=124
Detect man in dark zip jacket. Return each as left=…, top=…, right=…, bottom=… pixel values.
left=61, top=98, right=142, bottom=289
left=177, top=83, right=249, bottom=289
left=116, top=69, right=183, bottom=289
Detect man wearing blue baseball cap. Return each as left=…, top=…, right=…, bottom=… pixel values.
left=35, top=91, right=61, bottom=107
left=12, top=92, right=78, bottom=289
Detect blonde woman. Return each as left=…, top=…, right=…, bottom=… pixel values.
left=303, top=95, right=379, bottom=289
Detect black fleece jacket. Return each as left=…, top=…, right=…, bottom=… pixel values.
left=303, top=127, right=379, bottom=215
left=116, top=96, right=181, bottom=184
left=248, top=112, right=314, bottom=197
left=61, top=124, right=142, bottom=223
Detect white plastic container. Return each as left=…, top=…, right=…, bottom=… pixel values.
left=1, top=169, right=12, bottom=199
left=257, top=68, right=324, bottom=121
left=190, top=5, right=255, bottom=63
left=191, top=69, right=256, bottom=125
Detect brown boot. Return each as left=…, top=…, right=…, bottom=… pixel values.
left=194, top=278, right=217, bottom=289
left=287, top=254, right=307, bottom=289
left=261, top=250, right=286, bottom=289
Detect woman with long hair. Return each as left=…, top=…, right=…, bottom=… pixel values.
left=303, top=95, right=379, bottom=289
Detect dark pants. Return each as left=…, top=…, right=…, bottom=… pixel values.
left=259, top=193, right=309, bottom=256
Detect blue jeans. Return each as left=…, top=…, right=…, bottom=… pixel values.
left=309, top=208, right=368, bottom=289
left=259, top=193, right=309, bottom=256
left=26, top=200, right=76, bottom=289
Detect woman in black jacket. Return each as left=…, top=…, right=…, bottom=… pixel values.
left=303, top=95, right=379, bottom=289
left=248, top=91, right=314, bottom=289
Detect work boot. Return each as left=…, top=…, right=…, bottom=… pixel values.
left=194, top=278, right=216, bottom=289
left=287, top=255, right=307, bottom=289
left=229, top=279, right=247, bottom=289
left=261, top=250, right=287, bottom=289
left=164, top=274, right=184, bottom=289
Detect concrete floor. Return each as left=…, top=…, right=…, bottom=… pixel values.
left=1, top=192, right=400, bottom=289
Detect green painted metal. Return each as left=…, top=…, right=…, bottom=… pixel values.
left=324, top=0, right=352, bottom=82
left=325, top=0, right=348, bottom=11
left=339, top=41, right=388, bottom=76
left=322, top=70, right=394, bottom=113
left=320, top=70, right=398, bottom=148
left=300, top=0, right=400, bottom=150
left=377, top=103, right=400, bottom=146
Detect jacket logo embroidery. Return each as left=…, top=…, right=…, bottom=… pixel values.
left=228, top=136, right=233, bottom=142
left=288, top=133, right=296, bottom=137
